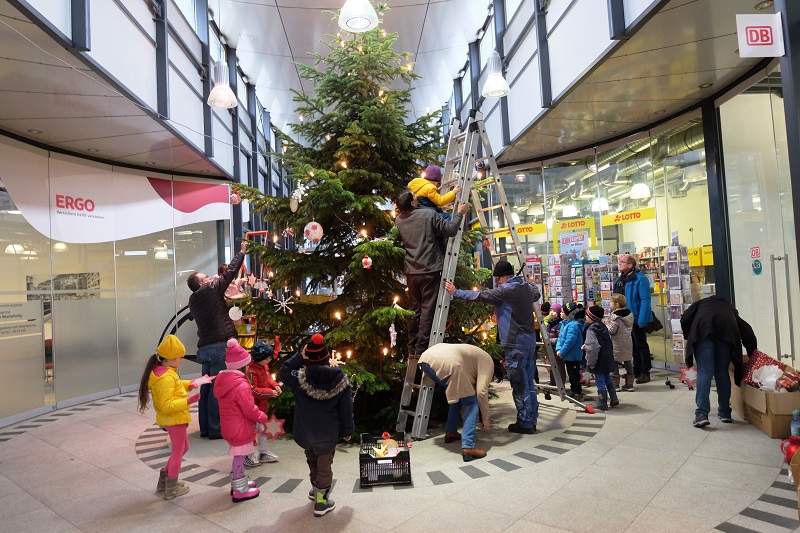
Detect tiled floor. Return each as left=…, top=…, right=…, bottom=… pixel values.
left=1, top=371, right=798, bottom=532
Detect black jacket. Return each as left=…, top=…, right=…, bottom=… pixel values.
left=395, top=207, right=463, bottom=274
left=680, top=296, right=757, bottom=385
left=280, top=352, right=354, bottom=453
left=188, top=251, right=246, bottom=347
left=583, top=321, right=616, bottom=375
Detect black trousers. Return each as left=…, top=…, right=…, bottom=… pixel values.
left=406, top=271, right=441, bottom=356
left=565, top=360, right=582, bottom=395
left=631, top=324, right=652, bottom=377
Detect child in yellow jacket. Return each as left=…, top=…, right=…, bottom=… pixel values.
left=408, top=164, right=461, bottom=218
left=137, top=335, right=200, bottom=500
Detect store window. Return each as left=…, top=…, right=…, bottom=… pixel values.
left=505, top=115, right=712, bottom=369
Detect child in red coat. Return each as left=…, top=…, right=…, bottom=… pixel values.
left=245, top=339, right=282, bottom=467
left=214, top=339, right=267, bottom=502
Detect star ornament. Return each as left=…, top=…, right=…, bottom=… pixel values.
left=247, top=272, right=257, bottom=286
left=262, top=414, right=285, bottom=440
left=680, top=366, right=697, bottom=388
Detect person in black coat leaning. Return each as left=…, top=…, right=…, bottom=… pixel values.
left=680, top=295, right=757, bottom=428
left=280, top=334, right=354, bottom=517
left=187, top=239, right=250, bottom=439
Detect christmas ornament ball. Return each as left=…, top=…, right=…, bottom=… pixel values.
left=304, top=221, right=324, bottom=243
left=289, top=197, right=299, bottom=213
left=230, top=192, right=242, bottom=205
left=362, top=255, right=372, bottom=269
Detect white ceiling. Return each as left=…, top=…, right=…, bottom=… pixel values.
left=0, top=0, right=775, bottom=176
left=220, top=0, right=491, bottom=133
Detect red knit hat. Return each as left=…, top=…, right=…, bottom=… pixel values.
left=305, top=333, right=330, bottom=364
left=225, top=338, right=251, bottom=369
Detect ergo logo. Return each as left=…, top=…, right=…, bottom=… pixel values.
left=56, top=194, right=95, bottom=212
left=746, top=26, right=773, bottom=46
left=614, top=211, right=641, bottom=223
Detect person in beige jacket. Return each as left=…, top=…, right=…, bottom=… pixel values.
left=418, top=343, right=494, bottom=462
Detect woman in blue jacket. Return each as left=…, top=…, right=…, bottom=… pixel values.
left=556, top=301, right=586, bottom=400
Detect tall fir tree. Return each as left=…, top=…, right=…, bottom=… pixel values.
left=236, top=3, right=494, bottom=401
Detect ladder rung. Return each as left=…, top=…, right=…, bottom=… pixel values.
left=491, top=251, right=517, bottom=257
left=475, top=156, right=489, bottom=163
left=452, top=132, right=468, bottom=142
left=478, top=205, right=503, bottom=213
left=447, top=155, right=463, bottom=163
left=486, top=228, right=510, bottom=235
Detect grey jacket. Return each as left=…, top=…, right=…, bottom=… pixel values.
left=607, top=308, right=634, bottom=362
left=396, top=208, right=463, bottom=274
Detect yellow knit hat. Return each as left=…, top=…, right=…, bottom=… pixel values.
left=157, top=335, right=186, bottom=360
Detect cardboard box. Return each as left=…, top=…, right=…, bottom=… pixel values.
left=741, top=378, right=800, bottom=439
left=729, top=370, right=748, bottom=422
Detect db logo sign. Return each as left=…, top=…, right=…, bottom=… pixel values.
left=746, top=26, right=773, bottom=46
left=55, top=194, right=96, bottom=212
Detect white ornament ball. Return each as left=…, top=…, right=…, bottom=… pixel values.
left=304, top=221, right=324, bottom=243
left=228, top=306, right=243, bottom=321
left=289, top=197, right=299, bottom=213
left=230, top=192, right=241, bottom=205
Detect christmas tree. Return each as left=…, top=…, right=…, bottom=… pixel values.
left=236, top=3, right=494, bottom=406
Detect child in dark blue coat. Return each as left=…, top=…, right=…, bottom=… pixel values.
left=280, top=334, right=354, bottom=517
left=583, top=306, right=618, bottom=410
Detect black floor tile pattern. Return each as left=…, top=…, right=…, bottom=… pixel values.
left=712, top=467, right=800, bottom=533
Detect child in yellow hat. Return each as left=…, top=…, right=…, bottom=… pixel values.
left=137, top=334, right=199, bottom=500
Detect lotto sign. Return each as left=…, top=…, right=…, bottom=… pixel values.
left=736, top=14, right=784, bottom=58
left=750, top=246, right=761, bottom=259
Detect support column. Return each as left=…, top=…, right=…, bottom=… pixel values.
left=469, top=41, right=480, bottom=111
left=493, top=0, right=511, bottom=145
left=196, top=0, right=213, bottom=156
left=533, top=0, right=552, bottom=108
left=154, top=0, right=169, bottom=119
left=776, top=0, right=800, bottom=286
left=701, top=101, right=733, bottom=303
left=228, top=45, right=242, bottom=243
left=70, top=0, right=90, bottom=51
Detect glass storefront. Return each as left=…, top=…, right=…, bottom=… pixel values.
left=720, top=66, right=800, bottom=367
left=0, top=137, right=230, bottom=421
left=498, top=113, right=713, bottom=369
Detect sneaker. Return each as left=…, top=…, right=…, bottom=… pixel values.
left=444, top=431, right=461, bottom=444
left=244, top=455, right=260, bottom=468
left=462, top=447, right=487, bottom=462
left=693, top=414, right=710, bottom=428
left=508, top=423, right=536, bottom=434
left=718, top=414, right=733, bottom=423
left=314, top=489, right=336, bottom=517
left=259, top=452, right=279, bottom=463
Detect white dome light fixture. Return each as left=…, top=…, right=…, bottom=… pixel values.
left=592, top=197, right=609, bottom=212
left=630, top=179, right=651, bottom=199
left=561, top=204, right=578, bottom=218
left=482, top=51, right=510, bottom=98
left=4, top=243, right=24, bottom=255
left=52, top=242, right=69, bottom=253
left=207, top=60, right=238, bottom=108
left=339, top=0, right=378, bottom=33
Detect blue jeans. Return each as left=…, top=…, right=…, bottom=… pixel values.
left=195, top=341, right=227, bottom=436
left=446, top=395, right=479, bottom=449
left=595, top=372, right=613, bottom=394
left=694, top=338, right=732, bottom=418
left=505, top=347, right=538, bottom=428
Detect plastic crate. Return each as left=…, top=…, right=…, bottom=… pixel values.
left=358, top=432, right=412, bottom=488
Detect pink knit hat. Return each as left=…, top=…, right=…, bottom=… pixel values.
left=225, top=338, right=251, bottom=369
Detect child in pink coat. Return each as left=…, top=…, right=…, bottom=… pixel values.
left=214, top=339, right=267, bottom=502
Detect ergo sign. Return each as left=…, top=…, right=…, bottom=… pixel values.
left=736, top=14, right=784, bottom=58
left=55, top=194, right=96, bottom=212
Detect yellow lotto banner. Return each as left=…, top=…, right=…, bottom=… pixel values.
left=493, top=222, right=547, bottom=238
left=601, top=207, right=656, bottom=226
left=553, top=218, right=596, bottom=253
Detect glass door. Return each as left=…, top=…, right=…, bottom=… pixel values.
left=720, top=66, right=800, bottom=366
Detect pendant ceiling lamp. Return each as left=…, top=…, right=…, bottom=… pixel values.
left=339, top=0, right=378, bottom=32
left=208, top=60, right=238, bottom=108
left=4, top=243, right=24, bottom=254
left=482, top=51, right=510, bottom=98
left=630, top=177, right=651, bottom=199
left=561, top=204, right=578, bottom=218
left=592, top=197, right=609, bottom=212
